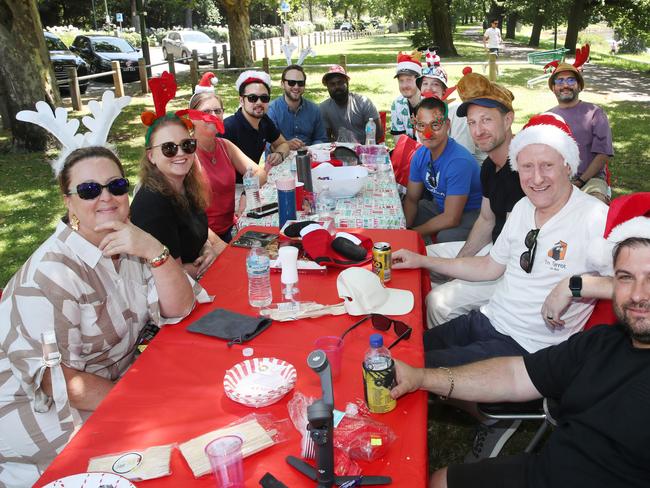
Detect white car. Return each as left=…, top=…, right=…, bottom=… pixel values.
left=340, top=22, right=353, bottom=31
left=161, top=30, right=218, bottom=63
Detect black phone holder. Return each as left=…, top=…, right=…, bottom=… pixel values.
left=286, top=350, right=391, bottom=487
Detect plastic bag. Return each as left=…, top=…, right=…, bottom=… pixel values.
left=87, top=443, right=174, bottom=481
left=334, top=402, right=396, bottom=462
left=287, top=392, right=316, bottom=458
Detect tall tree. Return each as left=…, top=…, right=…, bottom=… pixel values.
left=218, top=0, right=252, bottom=67
left=428, top=0, right=458, bottom=56
left=0, top=0, right=60, bottom=151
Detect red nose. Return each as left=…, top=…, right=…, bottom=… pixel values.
left=423, top=128, right=433, bottom=139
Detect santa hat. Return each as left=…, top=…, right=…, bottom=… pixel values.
left=235, top=70, right=272, bottom=93
left=509, top=113, right=580, bottom=177
left=395, top=50, right=422, bottom=78
left=587, top=193, right=650, bottom=272
left=194, top=72, right=218, bottom=95
left=299, top=224, right=373, bottom=267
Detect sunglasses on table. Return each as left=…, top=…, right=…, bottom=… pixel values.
left=340, top=314, right=412, bottom=350
left=283, top=79, right=306, bottom=87
left=244, top=94, right=271, bottom=103
left=66, top=177, right=130, bottom=200
left=201, top=108, right=224, bottom=116
left=148, top=138, right=197, bottom=158
left=520, top=228, right=540, bottom=273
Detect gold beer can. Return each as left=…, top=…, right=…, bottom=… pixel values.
left=372, top=242, right=392, bottom=283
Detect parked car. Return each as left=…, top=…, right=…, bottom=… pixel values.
left=161, top=30, right=219, bottom=63
left=70, top=35, right=141, bottom=82
left=340, top=22, right=354, bottom=31
left=44, top=31, right=90, bottom=94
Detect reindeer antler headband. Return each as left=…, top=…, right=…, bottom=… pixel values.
left=16, top=91, right=131, bottom=176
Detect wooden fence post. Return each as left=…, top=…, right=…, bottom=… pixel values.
left=222, top=45, right=229, bottom=68
left=192, top=49, right=199, bottom=67
left=111, top=61, right=124, bottom=98
left=488, top=53, right=498, bottom=81
left=339, top=54, right=347, bottom=71
left=263, top=57, right=270, bottom=74
left=251, top=41, right=257, bottom=61
left=190, top=59, right=199, bottom=88
left=263, top=39, right=268, bottom=58
left=270, top=37, right=274, bottom=55
left=167, top=53, right=175, bottom=76
left=67, top=67, right=82, bottom=112
left=213, top=46, right=219, bottom=69
left=138, top=59, right=149, bottom=94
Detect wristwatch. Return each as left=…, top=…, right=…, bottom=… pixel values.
left=569, top=275, right=582, bottom=298
left=149, top=246, right=170, bottom=268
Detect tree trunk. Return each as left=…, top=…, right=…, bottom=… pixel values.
left=429, top=0, right=458, bottom=57
left=184, top=7, right=192, bottom=28
left=0, top=0, right=59, bottom=151
left=307, top=0, right=313, bottom=23
left=131, top=0, right=139, bottom=33
left=505, top=12, right=518, bottom=39
left=219, top=0, right=252, bottom=67
left=528, top=6, right=546, bottom=47
left=564, top=0, right=588, bottom=54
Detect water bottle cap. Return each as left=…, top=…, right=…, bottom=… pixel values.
left=369, top=333, right=383, bottom=347
left=297, top=149, right=308, bottom=155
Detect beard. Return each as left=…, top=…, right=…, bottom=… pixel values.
left=615, top=298, right=650, bottom=344
left=557, top=88, right=578, bottom=103
left=331, top=88, right=348, bottom=104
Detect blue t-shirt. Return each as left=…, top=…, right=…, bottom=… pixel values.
left=409, top=138, right=482, bottom=212
left=267, top=96, right=328, bottom=145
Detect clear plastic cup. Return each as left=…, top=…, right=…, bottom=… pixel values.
left=205, top=435, right=244, bottom=488
left=314, top=336, right=344, bottom=378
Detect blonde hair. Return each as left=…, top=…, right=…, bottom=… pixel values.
left=139, top=117, right=209, bottom=211
left=189, top=91, right=224, bottom=111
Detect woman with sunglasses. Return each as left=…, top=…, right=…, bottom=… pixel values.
left=0, top=146, right=206, bottom=485
left=189, top=91, right=267, bottom=236
left=131, top=114, right=219, bottom=280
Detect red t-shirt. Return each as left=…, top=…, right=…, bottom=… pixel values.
left=196, top=138, right=236, bottom=235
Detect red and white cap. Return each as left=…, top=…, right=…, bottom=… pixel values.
left=509, top=112, right=580, bottom=177
left=395, top=50, right=422, bottom=77
left=235, top=70, right=272, bottom=92
left=587, top=193, right=650, bottom=272
left=322, top=64, right=350, bottom=85
left=194, top=72, right=218, bottom=95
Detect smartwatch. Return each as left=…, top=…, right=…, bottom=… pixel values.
left=569, top=275, right=582, bottom=298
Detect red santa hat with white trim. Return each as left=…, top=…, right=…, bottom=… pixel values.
left=509, top=112, right=580, bottom=177
left=235, top=70, right=272, bottom=93
left=587, top=192, right=650, bottom=273
left=395, top=50, right=422, bottom=78
left=194, top=72, right=218, bottom=95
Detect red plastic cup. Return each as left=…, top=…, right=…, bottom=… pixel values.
left=205, top=435, right=244, bottom=487
left=314, top=336, right=344, bottom=378
left=295, top=181, right=304, bottom=211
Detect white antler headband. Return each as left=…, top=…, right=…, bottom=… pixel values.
left=16, top=90, right=131, bottom=175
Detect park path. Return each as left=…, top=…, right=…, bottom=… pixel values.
left=462, top=27, right=650, bottom=102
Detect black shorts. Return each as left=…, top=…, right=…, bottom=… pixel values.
left=447, top=453, right=529, bottom=488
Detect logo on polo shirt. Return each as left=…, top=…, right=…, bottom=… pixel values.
left=548, top=240, right=567, bottom=261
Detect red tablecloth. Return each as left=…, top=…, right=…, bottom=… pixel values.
left=36, top=227, right=429, bottom=487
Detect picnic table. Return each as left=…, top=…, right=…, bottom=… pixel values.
left=36, top=226, right=430, bottom=487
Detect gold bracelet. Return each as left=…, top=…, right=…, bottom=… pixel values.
left=438, top=366, right=454, bottom=401
left=149, top=246, right=170, bottom=268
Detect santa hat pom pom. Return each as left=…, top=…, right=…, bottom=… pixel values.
left=586, top=237, right=615, bottom=275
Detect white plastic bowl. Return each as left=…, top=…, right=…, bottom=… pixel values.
left=311, top=163, right=368, bottom=199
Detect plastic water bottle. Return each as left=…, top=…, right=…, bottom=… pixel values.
left=246, top=243, right=272, bottom=308
left=365, top=118, right=376, bottom=146
left=243, top=167, right=261, bottom=211
left=362, top=334, right=396, bottom=413
left=377, top=154, right=392, bottom=184
left=316, top=185, right=337, bottom=234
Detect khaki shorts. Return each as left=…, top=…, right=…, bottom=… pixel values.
left=582, top=177, right=610, bottom=201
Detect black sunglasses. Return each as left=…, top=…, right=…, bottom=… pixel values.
left=284, top=79, right=306, bottom=87
left=67, top=177, right=130, bottom=200
left=201, top=108, right=223, bottom=115
left=520, top=228, right=540, bottom=273
left=148, top=138, right=197, bottom=158
left=340, top=314, right=412, bottom=350
left=244, top=94, right=271, bottom=103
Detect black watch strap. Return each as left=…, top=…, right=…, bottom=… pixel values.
left=569, top=275, right=582, bottom=298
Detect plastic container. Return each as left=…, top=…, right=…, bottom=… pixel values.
left=246, top=243, right=272, bottom=308
left=205, top=435, right=244, bottom=488
left=365, top=118, right=376, bottom=146
left=278, top=245, right=300, bottom=304
left=362, top=334, right=396, bottom=413
left=316, top=185, right=336, bottom=234
left=314, top=336, right=343, bottom=378
left=295, top=149, right=314, bottom=192
left=276, top=177, right=297, bottom=229
left=243, top=167, right=261, bottom=211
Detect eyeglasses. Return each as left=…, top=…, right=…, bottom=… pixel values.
left=414, top=118, right=446, bottom=133
left=244, top=94, right=271, bottom=103
left=201, top=108, right=223, bottom=116
left=520, top=228, right=540, bottom=273
left=283, top=79, right=306, bottom=87
left=148, top=138, right=197, bottom=158
left=553, top=77, right=577, bottom=87
left=340, top=314, right=412, bottom=350
left=66, top=177, right=130, bottom=200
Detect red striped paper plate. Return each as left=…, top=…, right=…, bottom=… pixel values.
left=223, top=357, right=297, bottom=408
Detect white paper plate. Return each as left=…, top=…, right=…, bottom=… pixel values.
left=42, top=472, right=136, bottom=488
left=223, top=357, right=297, bottom=408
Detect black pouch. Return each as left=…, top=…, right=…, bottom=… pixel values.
left=186, top=308, right=273, bottom=346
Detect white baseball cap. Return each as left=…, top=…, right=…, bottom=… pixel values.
left=336, top=268, right=414, bottom=316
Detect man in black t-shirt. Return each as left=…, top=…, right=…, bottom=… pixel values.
left=425, top=72, right=525, bottom=328
left=390, top=219, right=650, bottom=488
